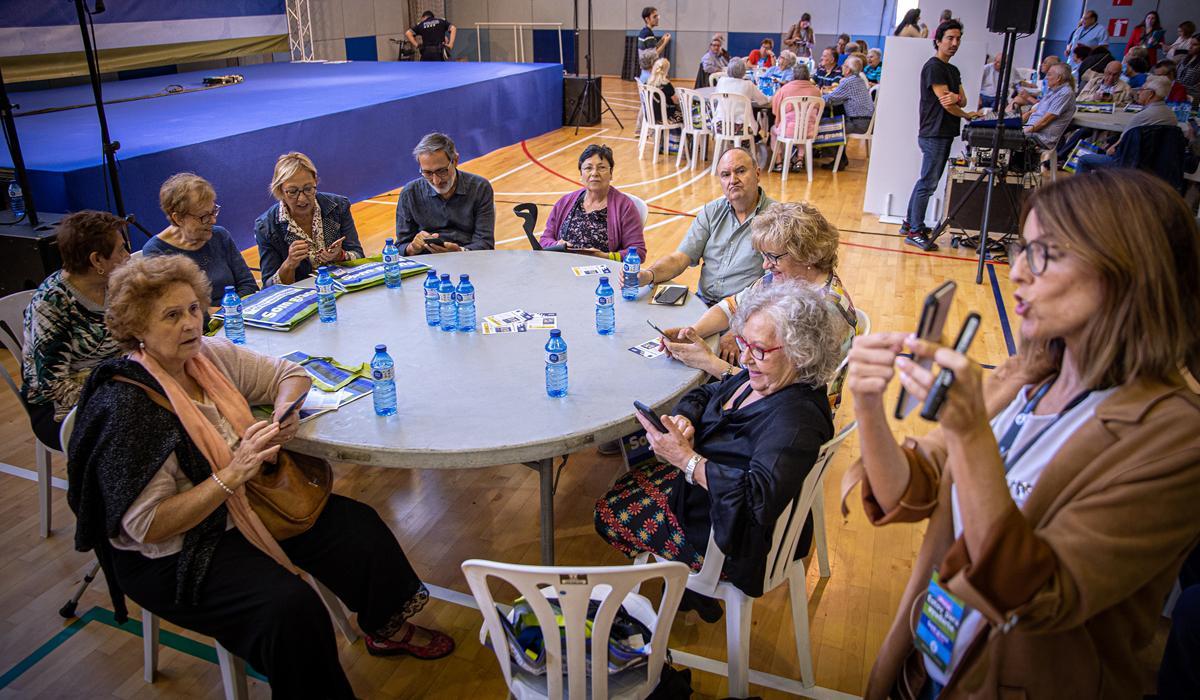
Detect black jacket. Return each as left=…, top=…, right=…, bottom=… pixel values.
left=253, top=192, right=364, bottom=285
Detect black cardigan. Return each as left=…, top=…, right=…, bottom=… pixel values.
left=670, top=370, right=833, bottom=597
left=67, top=359, right=228, bottom=618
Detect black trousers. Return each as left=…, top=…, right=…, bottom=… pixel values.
left=21, top=392, right=61, bottom=451
left=111, top=494, right=425, bottom=699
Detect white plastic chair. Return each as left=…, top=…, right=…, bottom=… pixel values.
left=767, top=95, right=825, bottom=183
left=636, top=423, right=859, bottom=698
left=462, top=559, right=689, bottom=700
left=708, top=92, right=756, bottom=175
left=1014, top=66, right=1036, bottom=84
left=675, top=88, right=712, bottom=171
left=0, top=288, right=58, bottom=538
left=1042, top=147, right=1058, bottom=182
left=626, top=193, right=649, bottom=226
left=636, top=83, right=682, bottom=164
left=849, top=85, right=879, bottom=159
left=708, top=72, right=721, bottom=87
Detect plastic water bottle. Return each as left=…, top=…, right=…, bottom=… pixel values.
left=316, top=266, right=337, bottom=323
left=438, top=273, right=456, bottom=332
left=545, top=329, right=568, bottom=398
left=621, top=248, right=640, bottom=301
left=370, top=344, right=397, bottom=416
left=595, top=276, right=615, bottom=335
left=220, top=286, right=246, bottom=345
left=423, top=269, right=439, bottom=326
left=7, top=182, right=24, bottom=220
left=382, top=238, right=402, bottom=289
left=456, top=274, right=476, bottom=332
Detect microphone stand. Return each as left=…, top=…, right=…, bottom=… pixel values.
left=0, top=64, right=39, bottom=226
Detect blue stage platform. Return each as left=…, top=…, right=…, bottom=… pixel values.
left=3, top=61, right=563, bottom=250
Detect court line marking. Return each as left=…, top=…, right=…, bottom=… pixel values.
left=491, top=129, right=609, bottom=183
left=988, top=263, right=1017, bottom=355
left=495, top=165, right=696, bottom=197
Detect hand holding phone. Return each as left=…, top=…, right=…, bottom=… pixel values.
left=633, top=401, right=669, bottom=433
left=919, top=312, right=981, bottom=421
left=895, top=281, right=957, bottom=419
left=276, top=393, right=307, bottom=424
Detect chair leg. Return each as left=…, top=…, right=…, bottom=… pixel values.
left=724, top=592, right=753, bottom=698
left=805, top=142, right=814, bottom=183
left=787, top=569, right=816, bottom=689
left=143, top=609, right=159, bottom=684
left=782, top=143, right=793, bottom=184
left=36, top=443, right=51, bottom=538
left=313, top=579, right=359, bottom=644
left=691, top=134, right=701, bottom=171
left=813, top=484, right=831, bottom=579
left=676, top=133, right=687, bottom=168
left=652, top=129, right=662, bottom=164
left=832, top=144, right=845, bottom=173
left=216, top=640, right=250, bottom=700
left=638, top=123, right=649, bottom=159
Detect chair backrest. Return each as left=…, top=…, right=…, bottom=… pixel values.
left=513, top=203, right=541, bottom=250
left=626, top=194, right=649, bottom=225
left=0, top=289, right=34, bottom=398
left=60, top=406, right=77, bottom=459
left=833, top=306, right=872, bottom=377
left=638, top=82, right=670, bottom=128
left=862, top=85, right=879, bottom=136
left=709, top=91, right=754, bottom=135
left=676, top=87, right=710, bottom=133
left=462, top=559, right=689, bottom=700
left=778, top=95, right=825, bottom=141
left=762, top=421, right=858, bottom=590
left=709, top=72, right=721, bottom=87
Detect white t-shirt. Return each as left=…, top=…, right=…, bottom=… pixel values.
left=923, top=384, right=1116, bottom=685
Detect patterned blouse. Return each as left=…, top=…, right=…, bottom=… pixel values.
left=267, top=202, right=360, bottom=286
left=21, top=271, right=120, bottom=419
left=560, top=196, right=610, bottom=252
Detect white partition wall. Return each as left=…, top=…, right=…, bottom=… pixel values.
left=862, top=35, right=986, bottom=227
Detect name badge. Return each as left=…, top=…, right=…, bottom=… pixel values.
left=914, top=570, right=966, bottom=674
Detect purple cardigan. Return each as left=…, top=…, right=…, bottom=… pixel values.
left=539, top=186, right=647, bottom=259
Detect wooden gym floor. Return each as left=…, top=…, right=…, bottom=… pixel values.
left=0, top=78, right=1025, bottom=698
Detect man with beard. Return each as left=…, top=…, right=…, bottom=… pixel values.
left=396, top=133, right=495, bottom=255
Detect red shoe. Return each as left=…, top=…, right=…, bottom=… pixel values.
left=366, top=624, right=455, bottom=660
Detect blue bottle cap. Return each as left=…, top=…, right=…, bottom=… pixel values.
left=440, top=273, right=450, bottom=281
left=318, top=266, right=329, bottom=273
left=550, top=329, right=561, bottom=337
left=385, top=237, right=394, bottom=245
left=599, top=276, right=609, bottom=284
left=427, top=269, right=437, bottom=277
left=460, top=273, right=469, bottom=281
left=375, top=344, right=387, bottom=353
left=224, top=285, right=235, bottom=292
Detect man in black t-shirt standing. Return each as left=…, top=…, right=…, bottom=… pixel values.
left=406, top=10, right=456, bottom=62
left=902, top=19, right=980, bottom=251
left=638, top=7, right=671, bottom=58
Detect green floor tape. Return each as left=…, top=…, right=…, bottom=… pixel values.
left=0, top=606, right=267, bottom=689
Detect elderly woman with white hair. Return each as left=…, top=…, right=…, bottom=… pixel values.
left=254, top=152, right=364, bottom=286
left=596, top=280, right=843, bottom=619
left=764, top=49, right=799, bottom=91
left=864, top=48, right=883, bottom=83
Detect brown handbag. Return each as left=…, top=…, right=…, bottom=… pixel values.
left=115, top=376, right=332, bottom=540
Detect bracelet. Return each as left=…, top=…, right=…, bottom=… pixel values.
left=647, top=268, right=656, bottom=285
left=210, top=472, right=234, bottom=496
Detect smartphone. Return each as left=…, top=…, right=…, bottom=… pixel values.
left=894, top=281, right=957, bottom=419
left=646, top=319, right=668, bottom=338
left=633, top=401, right=669, bottom=434
left=919, top=312, right=981, bottom=421
left=277, top=393, right=307, bottom=423
left=542, top=241, right=569, bottom=252
left=652, top=285, right=687, bottom=306
left=423, top=237, right=448, bottom=248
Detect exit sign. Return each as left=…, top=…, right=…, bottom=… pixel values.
left=1109, top=18, right=1129, bottom=37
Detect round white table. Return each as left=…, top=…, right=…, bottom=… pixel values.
left=1071, top=110, right=1136, bottom=132
left=241, top=249, right=710, bottom=564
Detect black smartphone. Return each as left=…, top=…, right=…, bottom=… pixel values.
left=633, top=401, right=669, bottom=433
left=277, top=393, right=307, bottom=423
left=919, top=312, right=982, bottom=421
left=423, top=237, right=448, bottom=248
left=652, top=285, right=687, bottom=305
left=895, top=281, right=957, bottom=419
left=646, top=319, right=668, bottom=337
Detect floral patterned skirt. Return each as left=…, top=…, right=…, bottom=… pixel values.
left=594, top=463, right=704, bottom=572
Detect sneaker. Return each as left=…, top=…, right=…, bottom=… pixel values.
left=366, top=624, right=456, bottom=660
left=904, top=230, right=939, bottom=251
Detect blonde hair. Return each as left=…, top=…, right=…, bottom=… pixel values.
left=269, top=152, right=319, bottom=200
left=106, top=255, right=212, bottom=351
left=158, top=173, right=215, bottom=220
left=649, top=57, right=671, bottom=87
left=1019, top=170, right=1200, bottom=387
left=752, top=202, right=840, bottom=273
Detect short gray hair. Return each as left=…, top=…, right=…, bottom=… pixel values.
left=638, top=49, right=657, bottom=70
left=1142, top=74, right=1171, bottom=99
left=412, top=132, right=457, bottom=161
left=727, top=57, right=747, bottom=79
left=843, top=55, right=864, bottom=74
left=730, top=280, right=844, bottom=387
left=868, top=48, right=882, bottom=60
left=792, top=62, right=811, bottom=82
left=1048, top=62, right=1075, bottom=90
left=778, top=50, right=797, bottom=69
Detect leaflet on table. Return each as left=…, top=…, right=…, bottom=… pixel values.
left=572, top=264, right=611, bottom=276
left=629, top=338, right=666, bottom=359
left=480, top=309, right=557, bottom=334
left=281, top=350, right=371, bottom=391
left=251, top=377, right=373, bottom=424
left=1075, top=101, right=1114, bottom=114
left=212, top=284, right=338, bottom=330
left=329, top=258, right=429, bottom=292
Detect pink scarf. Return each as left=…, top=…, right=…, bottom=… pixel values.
left=132, top=349, right=299, bottom=575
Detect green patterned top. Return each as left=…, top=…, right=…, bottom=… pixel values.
left=21, top=271, right=120, bottom=419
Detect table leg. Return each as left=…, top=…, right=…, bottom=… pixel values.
left=524, top=458, right=555, bottom=565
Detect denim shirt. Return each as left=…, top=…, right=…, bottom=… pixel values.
left=253, top=192, right=364, bottom=285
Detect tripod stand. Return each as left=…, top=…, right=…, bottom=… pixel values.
left=566, top=0, right=623, bottom=133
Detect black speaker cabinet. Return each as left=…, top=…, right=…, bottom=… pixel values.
left=944, top=167, right=1034, bottom=237
left=0, top=214, right=64, bottom=297
left=563, top=75, right=601, bottom=126
left=988, top=0, right=1039, bottom=34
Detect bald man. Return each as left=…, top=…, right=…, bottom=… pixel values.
left=622, top=148, right=774, bottom=305
left=1079, top=61, right=1134, bottom=105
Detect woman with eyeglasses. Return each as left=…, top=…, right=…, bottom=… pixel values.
left=843, top=170, right=1200, bottom=699
left=661, top=202, right=856, bottom=380
left=254, top=152, right=365, bottom=286
left=596, top=280, right=844, bottom=620
left=538, top=144, right=647, bottom=261
left=143, top=173, right=258, bottom=306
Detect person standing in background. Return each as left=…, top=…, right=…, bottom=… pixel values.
left=639, top=7, right=671, bottom=59
left=784, top=13, right=815, bottom=60
left=1066, top=10, right=1108, bottom=60
left=1126, top=11, right=1166, bottom=65
left=895, top=9, right=928, bottom=38
left=406, top=10, right=455, bottom=62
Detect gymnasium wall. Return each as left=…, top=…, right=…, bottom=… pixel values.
left=304, top=0, right=414, bottom=62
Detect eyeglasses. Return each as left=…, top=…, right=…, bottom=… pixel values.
left=420, top=165, right=453, bottom=180
left=760, top=249, right=789, bottom=265
left=283, top=184, right=316, bottom=199
left=189, top=204, right=221, bottom=225
left=1007, top=238, right=1065, bottom=276
left=581, top=164, right=611, bottom=175
left=734, top=335, right=783, bottom=361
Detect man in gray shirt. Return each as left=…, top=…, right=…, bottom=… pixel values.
left=396, top=132, right=495, bottom=255
left=621, top=148, right=773, bottom=305
left=1021, top=64, right=1077, bottom=150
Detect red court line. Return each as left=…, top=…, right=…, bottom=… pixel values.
left=519, top=140, right=697, bottom=218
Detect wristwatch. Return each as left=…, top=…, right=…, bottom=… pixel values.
left=720, top=364, right=737, bottom=380
left=684, top=453, right=703, bottom=485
